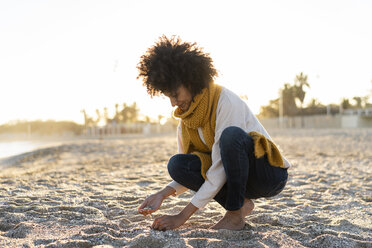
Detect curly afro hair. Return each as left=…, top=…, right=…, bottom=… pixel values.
left=137, top=35, right=218, bottom=98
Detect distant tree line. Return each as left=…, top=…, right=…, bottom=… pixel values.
left=0, top=101, right=164, bottom=136
left=4, top=77, right=370, bottom=135
left=0, top=120, right=83, bottom=135
left=81, top=102, right=140, bottom=127
left=258, top=73, right=372, bottom=119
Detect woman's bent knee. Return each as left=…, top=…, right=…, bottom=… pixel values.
left=167, top=154, right=203, bottom=191
left=219, top=126, right=253, bottom=152
left=220, top=126, right=244, bottom=142
left=167, top=154, right=184, bottom=179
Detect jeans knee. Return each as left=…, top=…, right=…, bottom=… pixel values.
left=220, top=126, right=242, bottom=147
left=257, top=169, right=288, bottom=198
left=167, top=154, right=178, bottom=178
left=167, top=154, right=182, bottom=179
left=220, top=126, right=253, bottom=152
left=266, top=177, right=287, bottom=197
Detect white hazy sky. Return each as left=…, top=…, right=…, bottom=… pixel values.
left=1, top=0, right=371, bottom=125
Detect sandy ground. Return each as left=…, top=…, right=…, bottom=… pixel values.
left=0, top=129, right=371, bottom=248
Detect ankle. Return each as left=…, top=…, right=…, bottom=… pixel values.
left=225, top=209, right=244, bottom=219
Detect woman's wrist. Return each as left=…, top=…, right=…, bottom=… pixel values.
left=178, top=202, right=198, bottom=221
left=159, top=186, right=176, bottom=200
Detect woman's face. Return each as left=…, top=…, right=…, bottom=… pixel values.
left=164, top=85, right=193, bottom=112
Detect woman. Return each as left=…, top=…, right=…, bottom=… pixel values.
left=137, top=36, right=290, bottom=231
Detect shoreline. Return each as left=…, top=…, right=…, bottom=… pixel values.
left=0, top=140, right=62, bottom=161
left=0, top=132, right=175, bottom=161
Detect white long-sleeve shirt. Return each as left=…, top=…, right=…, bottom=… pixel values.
left=168, top=87, right=291, bottom=209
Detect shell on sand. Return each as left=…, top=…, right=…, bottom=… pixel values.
left=0, top=129, right=371, bottom=247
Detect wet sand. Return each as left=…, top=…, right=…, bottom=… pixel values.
left=0, top=129, right=371, bottom=247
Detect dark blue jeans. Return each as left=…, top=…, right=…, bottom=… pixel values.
left=168, top=126, right=288, bottom=211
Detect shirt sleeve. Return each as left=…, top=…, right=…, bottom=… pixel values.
left=176, top=123, right=183, bottom=154
left=167, top=122, right=189, bottom=195
left=190, top=93, right=249, bottom=209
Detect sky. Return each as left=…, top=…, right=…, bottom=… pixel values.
left=1, top=0, right=371, bottom=125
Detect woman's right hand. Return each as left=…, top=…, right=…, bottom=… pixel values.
left=138, top=192, right=164, bottom=215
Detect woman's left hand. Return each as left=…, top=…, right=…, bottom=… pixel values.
left=151, top=214, right=186, bottom=231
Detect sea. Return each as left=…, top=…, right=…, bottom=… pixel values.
left=0, top=140, right=50, bottom=160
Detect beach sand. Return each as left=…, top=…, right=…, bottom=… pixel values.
left=0, top=129, right=371, bottom=247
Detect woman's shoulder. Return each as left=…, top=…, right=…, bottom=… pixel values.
left=219, top=87, right=245, bottom=106
left=217, top=86, right=265, bottom=129
left=218, top=86, right=250, bottom=113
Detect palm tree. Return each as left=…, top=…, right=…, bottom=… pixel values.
left=80, top=109, right=94, bottom=126
left=81, top=109, right=88, bottom=128
left=353, top=97, right=362, bottom=108
left=294, top=72, right=310, bottom=109
left=114, top=104, right=120, bottom=123
left=282, top=83, right=297, bottom=116
left=95, top=109, right=101, bottom=125
left=341, top=98, right=351, bottom=110
left=129, top=102, right=139, bottom=123
left=294, top=72, right=310, bottom=127
left=103, top=107, right=110, bottom=124
left=362, top=96, right=370, bottom=108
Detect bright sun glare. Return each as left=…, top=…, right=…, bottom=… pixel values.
left=0, top=0, right=371, bottom=125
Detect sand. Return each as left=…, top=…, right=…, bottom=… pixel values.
left=0, top=129, right=371, bottom=248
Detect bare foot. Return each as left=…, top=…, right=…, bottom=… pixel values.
left=241, top=198, right=254, bottom=217
left=210, top=199, right=254, bottom=230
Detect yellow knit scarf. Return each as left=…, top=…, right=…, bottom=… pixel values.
left=174, top=82, right=222, bottom=179
left=174, top=83, right=284, bottom=180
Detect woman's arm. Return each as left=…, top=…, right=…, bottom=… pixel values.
left=165, top=123, right=189, bottom=196
left=138, top=186, right=176, bottom=215
left=152, top=202, right=198, bottom=230
left=139, top=186, right=199, bottom=231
